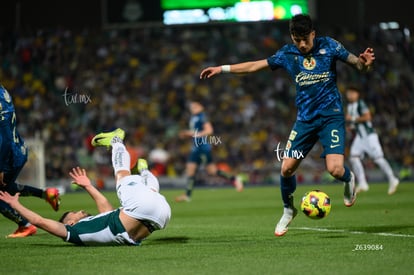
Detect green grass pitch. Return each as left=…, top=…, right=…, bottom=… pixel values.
left=0, top=182, right=413, bottom=275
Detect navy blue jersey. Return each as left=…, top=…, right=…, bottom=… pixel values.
left=0, top=85, right=15, bottom=122
left=189, top=112, right=211, bottom=151
left=267, top=36, right=350, bottom=121
left=0, top=85, right=27, bottom=178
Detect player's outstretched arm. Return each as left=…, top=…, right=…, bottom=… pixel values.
left=178, top=129, right=194, bottom=139
left=347, top=48, right=375, bottom=72
left=69, top=167, right=114, bottom=213
left=0, top=191, right=68, bottom=238
left=200, top=59, right=269, bottom=79
left=179, top=122, right=213, bottom=138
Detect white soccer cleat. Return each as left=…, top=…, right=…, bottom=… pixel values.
left=274, top=207, right=298, bottom=237
left=388, top=177, right=399, bottom=195
left=344, top=172, right=357, bottom=207
left=356, top=183, right=369, bottom=194
left=175, top=194, right=191, bottom=202
left=233, top=175, right=244, bottom=192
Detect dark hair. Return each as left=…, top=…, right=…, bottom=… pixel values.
left=188, top=95, right=207, bottom=106
left=346, top=85, right=362, bottom=94
left=58, top=210, right=92, bottom=224
left=59, top=211, right=71, bottom=223
left=289, top=14, right=314, bottom=36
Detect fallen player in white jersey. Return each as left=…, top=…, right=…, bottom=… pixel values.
left=0, top=128, right=171, bottom=246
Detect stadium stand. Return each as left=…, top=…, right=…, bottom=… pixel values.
left=0, top=21, right=412, bottom=187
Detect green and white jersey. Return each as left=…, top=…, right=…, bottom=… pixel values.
left=347, top=99, right=375, bottom=138
left=64, top=209, right=138, bottom=246
left=64, top=175, right=171, bottom=246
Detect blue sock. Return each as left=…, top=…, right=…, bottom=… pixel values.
left=338, top=166, right=351, bottom=182
left=280, top=175, right=296, bottom=208
left=0, top=200, right=28, bottom=226
left=6, top=183, right=44, bottom=198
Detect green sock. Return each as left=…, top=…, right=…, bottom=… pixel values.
left=186, top=176, right=196, bottom=197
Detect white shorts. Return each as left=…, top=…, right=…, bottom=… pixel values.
left=116, top=175, right=171, bottom=231
left=350, top=132, right=384, bottom=159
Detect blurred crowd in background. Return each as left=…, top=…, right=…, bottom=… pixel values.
left=0, top=20, right=413, bottom=186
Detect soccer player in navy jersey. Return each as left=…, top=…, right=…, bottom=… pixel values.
left=0, top=84, right=60, bottom=238
left=175, top=100, right=243, bottom=202
left=200, top=14, right=375, bottom=236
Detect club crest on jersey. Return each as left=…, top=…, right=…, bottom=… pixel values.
left=21, top=145, right=27, bottom=155
left=303, top=56, right=316, bottom=70
left=3, top=89, right=11, bottom=103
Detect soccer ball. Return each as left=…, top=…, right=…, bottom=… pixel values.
left=300, top=190, right=331, bottom=219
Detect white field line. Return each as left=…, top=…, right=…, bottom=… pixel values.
left=292, top=226, right=414, bottom=238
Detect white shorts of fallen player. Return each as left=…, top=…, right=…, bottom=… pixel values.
left=116, top=175, right=171, bottom=231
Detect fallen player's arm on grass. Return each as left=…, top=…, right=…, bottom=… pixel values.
left=0, top=191, right=68, bottom=238
left=69, top=167, right=114, bottom=213
left=82, top=184, right=114, bottom=213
